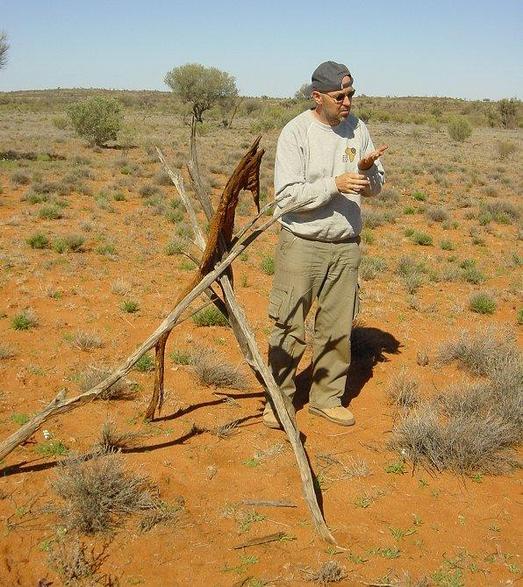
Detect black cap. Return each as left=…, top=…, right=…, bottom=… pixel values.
left=311, top=61, right=351, bottom=92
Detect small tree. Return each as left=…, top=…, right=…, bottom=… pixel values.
left=498, top=98, right=519, bottom=129
left=68, top=96, right=123, bottom=147
left=164, top=63, right=238, bottom=123
left=0, top=32, right=9, bottom=70
left=294, top=83, right=312, bottom=101
left=447, top=116, right=472, bottom=142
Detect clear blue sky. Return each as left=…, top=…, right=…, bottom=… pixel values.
left=1, top=0, right=522, bottom=99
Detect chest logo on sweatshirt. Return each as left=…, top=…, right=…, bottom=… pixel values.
left=344, top=147, right=356, bottom=163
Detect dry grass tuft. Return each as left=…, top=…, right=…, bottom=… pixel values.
left=0, top=343, right=16, bottom=359
left=93, top=421, right=139, bottom=454
left=47, top=537, right=105, bottom=585
left=210, top=419, right=240, bottom=439
left=390, top=326, right=522, bottom=474
left=78, top=364, right=136, bottom=400
left=138, top=496, right=185, bottom=533
left=307, top=560, right=347, bottom=584
left=190, top=348, right=247, bottom=389
left=68, top=330, right=104, bottom=351
left=387, top=368, right=419, bottom=410
left=51, top=454, right=158, bottom=534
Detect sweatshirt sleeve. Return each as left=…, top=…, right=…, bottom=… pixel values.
left=274, top=124, right=339, bottom=212
left=359, top=123, right=385, bottom=197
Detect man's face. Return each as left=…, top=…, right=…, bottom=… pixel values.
left=313, top=75, right=355, bottom=126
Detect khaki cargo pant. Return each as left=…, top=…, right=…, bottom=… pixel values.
left=268, top=229, right=361, bottom=409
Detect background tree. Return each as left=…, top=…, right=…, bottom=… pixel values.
left=294, top=83, right=312, bottom=101
left=68, top=96, right=123, bottom=147
left=498, top=98, right=519, bottom=129
left=164, top=63, right=238, bottom=123
left=0, top=32, right=9, bottom=70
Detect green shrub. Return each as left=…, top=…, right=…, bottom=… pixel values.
left=68, top=96, right=123, bottom=147
left=410, top=231, right=433, bottom=246
left=26, top=232, right=50, bottom=249
left=192, top=305, right=229, bottom=327
left=412, top=190, right=427, bottom=202
left=121, top=300, right=139, bottom=313
left=517, top=308, right=523, bottom=325
left=134, top=353, right=155, bottom=372
left=12, top=309, right=39, bottom=330
left=38, top=205, right=63, bottom=220
left=170, top=349, right=192, bottom=365
left=469, top=293, right=496, bottom=314
left=260, top=255, right=275, bottom=275
left=440, top=239, right=455, bottom=251
left=447, top=117, right=472, bottom=142
left=52, top=235, right=85, bottom=253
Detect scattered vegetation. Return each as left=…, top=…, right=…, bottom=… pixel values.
left=192, top=305, right=229, bottom=327
left=469, top=292, right=496, bottom=314
left=51, top=454, right=158, bottom=533
left=190, top=348, right=246, bottom=389
left=391, top=326, right=522, bottom=473
left=78, top=364, right=135, bottom=400
left=11, top=308, right=39, bottom=330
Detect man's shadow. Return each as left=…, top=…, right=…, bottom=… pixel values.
left=294, top=325, right=401, bottom=409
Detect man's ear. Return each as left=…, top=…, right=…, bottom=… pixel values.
left=311, top=91, right=322, bottom=107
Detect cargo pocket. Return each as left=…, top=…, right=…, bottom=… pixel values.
left=268, top=285, right=294, bottom=324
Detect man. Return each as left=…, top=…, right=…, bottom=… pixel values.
left=264, top=60, right=387, bottom=429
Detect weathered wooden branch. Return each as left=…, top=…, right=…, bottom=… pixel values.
left=173, top=134, right=335, bottom=543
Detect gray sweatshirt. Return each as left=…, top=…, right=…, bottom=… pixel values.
left=274, top=109, right=384, bottom=241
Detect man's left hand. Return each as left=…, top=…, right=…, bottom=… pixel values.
left=358, top=144, right=388, bottom=171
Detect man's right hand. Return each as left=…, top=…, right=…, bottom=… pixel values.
left=335, top=172, right=370, bottom=194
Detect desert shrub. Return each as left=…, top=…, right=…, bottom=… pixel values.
left=437, top=326, right=520, bottom=379
left=440, top=239, right=455, bottom=251
left=363, top=209, right=396, bottom=228
left=68, top=331, right=103, bottom=351
left=26, top=232, right=49, bottom=249
left=307, top=560, right=347, bottom=584
left=370, top=188, right=400, bottom=207
left=498, top=98, right=519, bottom=129
left=52, top=234, right=85, bottom=253
left=260, top=254, right=275, bottom=275
left=170, top=348, right=192, bottom=365
left=10, top=171, right=31, bottom=186
left=38, top=204, right=63, bottom=220
left=0, top=343, right=16, bottom=360
left=191, top=348, right=247, bottom=389
left=47, top=538, right=103, bottom=585
left=391, top=327, right=522, bottom=473
left=447, top=117, right=472, bottom=142
left=121, top=299, right=140, bottom=313
left=51, top=454, right=157, bottom=533
left=518, top=308, right=523, bottom=325
left=192, top=305, right=229, bottom=327
left=396, top=256, right=426, bottom=293
left=483, top=200, right=519, bottom=223
left=359, top=255, right=387, bottom=280
left=11, top=308, right=38, bottom=330
left=138, top=183, right=161, bottom=198
left=425, top=206, right=449, bottom=223
left=469, top=292, right=496, bottom=314
left=93, top=421, right=138, bottom=455
left=410, top=231, right=433, bottom=246
left=68, top=96, right=123, bottom=147
left=78, top=364, right=135, bottom=400
left=412, top=190, right=427, bottom=201
left=497, top=140, right=517, bottom=159
left=460, top=259, right=485, bottom=284
left=387, top=369, right=419, bottom=410
left=134, top=353, right=155, bottom=372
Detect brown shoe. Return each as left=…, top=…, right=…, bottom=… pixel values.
left=262, top=404, right=282, bottom=429
left=308, top=405, right=355, bottom=426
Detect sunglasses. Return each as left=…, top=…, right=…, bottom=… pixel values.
left=324, top=90, right=355, bottom=103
